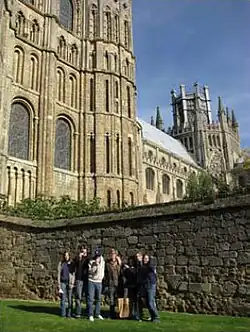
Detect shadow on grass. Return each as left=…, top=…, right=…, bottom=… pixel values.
left=9, top=304, right=59, bottom=316
left=9, top=304, right=111, bottom=318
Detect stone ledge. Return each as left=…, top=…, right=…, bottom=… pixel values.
left=0, top=193, right=249, bottom=230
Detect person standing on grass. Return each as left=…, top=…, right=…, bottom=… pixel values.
left=57, top=251, right=75, bottom=318
left=74, top=245, right=89, bottom=318
left=140, top=254, right=160, bottom=323
left=87, top=249, right=105, bottom=322
left=105, top=248, right=122, bottom=319
left=134, top=252, right=144, bottom=321
left=122, top=256, right=137, bottom=319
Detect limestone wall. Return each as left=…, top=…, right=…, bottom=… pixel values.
left=0, top=194, right=250, bottom=316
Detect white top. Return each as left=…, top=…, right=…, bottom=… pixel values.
left=88, top=256, right=105, bottom=283
left=138, top=118, right=198, bottom=166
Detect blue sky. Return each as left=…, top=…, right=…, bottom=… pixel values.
left=132, top=0, right=250, bottom=147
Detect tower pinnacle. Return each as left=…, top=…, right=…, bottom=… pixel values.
left=218, top=96, right=225, bottom=116
left=155, top=106, right=164, bottom=130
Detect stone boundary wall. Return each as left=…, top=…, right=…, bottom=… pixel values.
left=0, top=194, right=250, bottom=316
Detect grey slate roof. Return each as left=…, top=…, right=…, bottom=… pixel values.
left=138, top=118, right=198, bottom=167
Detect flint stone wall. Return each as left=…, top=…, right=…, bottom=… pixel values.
left=0, top=194, right=250, bottom=316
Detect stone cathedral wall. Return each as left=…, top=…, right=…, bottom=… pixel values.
left=0, top=194, right=250, bottom=316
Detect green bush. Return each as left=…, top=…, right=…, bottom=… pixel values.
left=1, top=195, right=102, bottom=220
left=186, top=171, right=214, bottom=201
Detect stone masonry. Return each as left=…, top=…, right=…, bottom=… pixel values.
left=0, top=194, right=250, bottom=316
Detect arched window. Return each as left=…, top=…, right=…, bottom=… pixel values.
left=114, top=15, right=119, bottom=43
left=125, top=58, right=129, bottom=76
left=116, top=134, right=120, bottom=174
left=54, top=118, right=72, bottom=170
left=208, top=135, right=212, bottom=146
left=8, top=102, right=30, bottom=160
left=107, top=190, right=111, bottom=208
left=146, top=167, right=155, bottom=190
left=161, top=157, right=166, bottom=165
left=114, top=54, right=118, bottom=72
left=16, top=12, right=25, bottom=36
left=71, top=44, right=78, bottom=66
left=89, top=4, right=98, bottom=39
left=128, top=137, right=132, bottom=176
left=148, top=150, right=153, bottom=159
left=124, top=20, right=129, bottom=48
left=106, top=134, right=110, bottom=173
left=57, top=68, right=65, bottom=102
left=58, top=36, right=67, bottom=59
left=117, top=190, right=120, bottom=208
left=162, top=174, right=170, bottom=195
left=90, top=133, right=96, bottom=173
left=30, top=55, right=39, bottom=91
left=127, top=86, right=131, bottom=118
left=129, top=192, right=134, bottom=205
left=13, top=47, right=24, bottom=84
left=30, top=20, right=39, bottom=44
left=90, top=78, right=95, bottom=111
left=104, top=8, right=112, bottom=41
left=213, top=135, right=217, bottom=147
left=69, top=74, right=77, bottom=108
left=104, top=51, right=109, bottom=70
left=105, top=80, right=109, bottom=112
left=176, top=179, right=183, bottom=199
left=217, top=135, right=221, bottom=147
left=89, top=50, right=96, bottom=69
left=60, top=0, right=73, bottom=31
left=115, top=81, right=119, bottom=99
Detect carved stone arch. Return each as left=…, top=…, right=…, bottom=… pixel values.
left=15, top=11, right=26, bottom=36
left=13, top=45, right=25, bottom=84
left=56, top=66, right=66, bottom=102
left=88, top=3, right=98, bottom=39
left=29, top=52, right=40, bottom=91
left=103, top=5, right=112, bottom=41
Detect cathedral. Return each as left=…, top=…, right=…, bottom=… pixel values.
left=0, top=0, right=242, bottom=208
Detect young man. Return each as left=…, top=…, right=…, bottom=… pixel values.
left=105, top=249, right=122, bottom=318
left=140, top=254, right=160, bottom=323
left=134, top=251, right=144, bottom=321
left=87, top=249, right=105, bottom=322
left=74, top=245, right=89, bottom=318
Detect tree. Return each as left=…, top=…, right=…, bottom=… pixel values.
left=186, top=171, right=214, bottom=201
left=242, top=148, right=250, bottom=169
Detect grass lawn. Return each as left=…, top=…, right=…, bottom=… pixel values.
left=0, top=299, right=249, bottom=332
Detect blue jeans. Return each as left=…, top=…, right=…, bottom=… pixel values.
left=60, top=282, right=73, bottom=317
left=75, top=280, right=88, bottom=316
left=109, top=285, right=118, bottom=318
left=146, top=284, right=159, bottom=321
left=87, top=281, right=102, bottom=317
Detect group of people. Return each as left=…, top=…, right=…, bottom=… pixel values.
left=57, top=245, right=160, bottom=323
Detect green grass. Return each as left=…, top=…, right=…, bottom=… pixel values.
left=0, top=300, right=249, bottom=332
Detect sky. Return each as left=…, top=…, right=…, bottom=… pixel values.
left=132, top=0, right=250, bottom=147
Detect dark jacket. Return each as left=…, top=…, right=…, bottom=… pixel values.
left=74, top=256, right=89, bottom=282
left=122, top=265, right=137, bottom=288
left=105, top=259, right=121, bottom=287
left=139, top=261, right=157, bottom=287
left=57, top=260, right=75, bottom=287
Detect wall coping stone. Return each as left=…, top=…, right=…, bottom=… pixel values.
left=0, top=194, right=249, bottom=230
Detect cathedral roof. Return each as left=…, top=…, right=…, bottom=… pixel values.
left=138, top=118, right=198, bottom=167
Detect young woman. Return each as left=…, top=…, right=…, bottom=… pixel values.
left=140, top=254, right=159, bottom=323
left=57, top=251, right=75, bottom=318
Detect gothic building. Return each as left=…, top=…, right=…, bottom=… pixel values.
left=0, top=0, right=242, bottom=207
